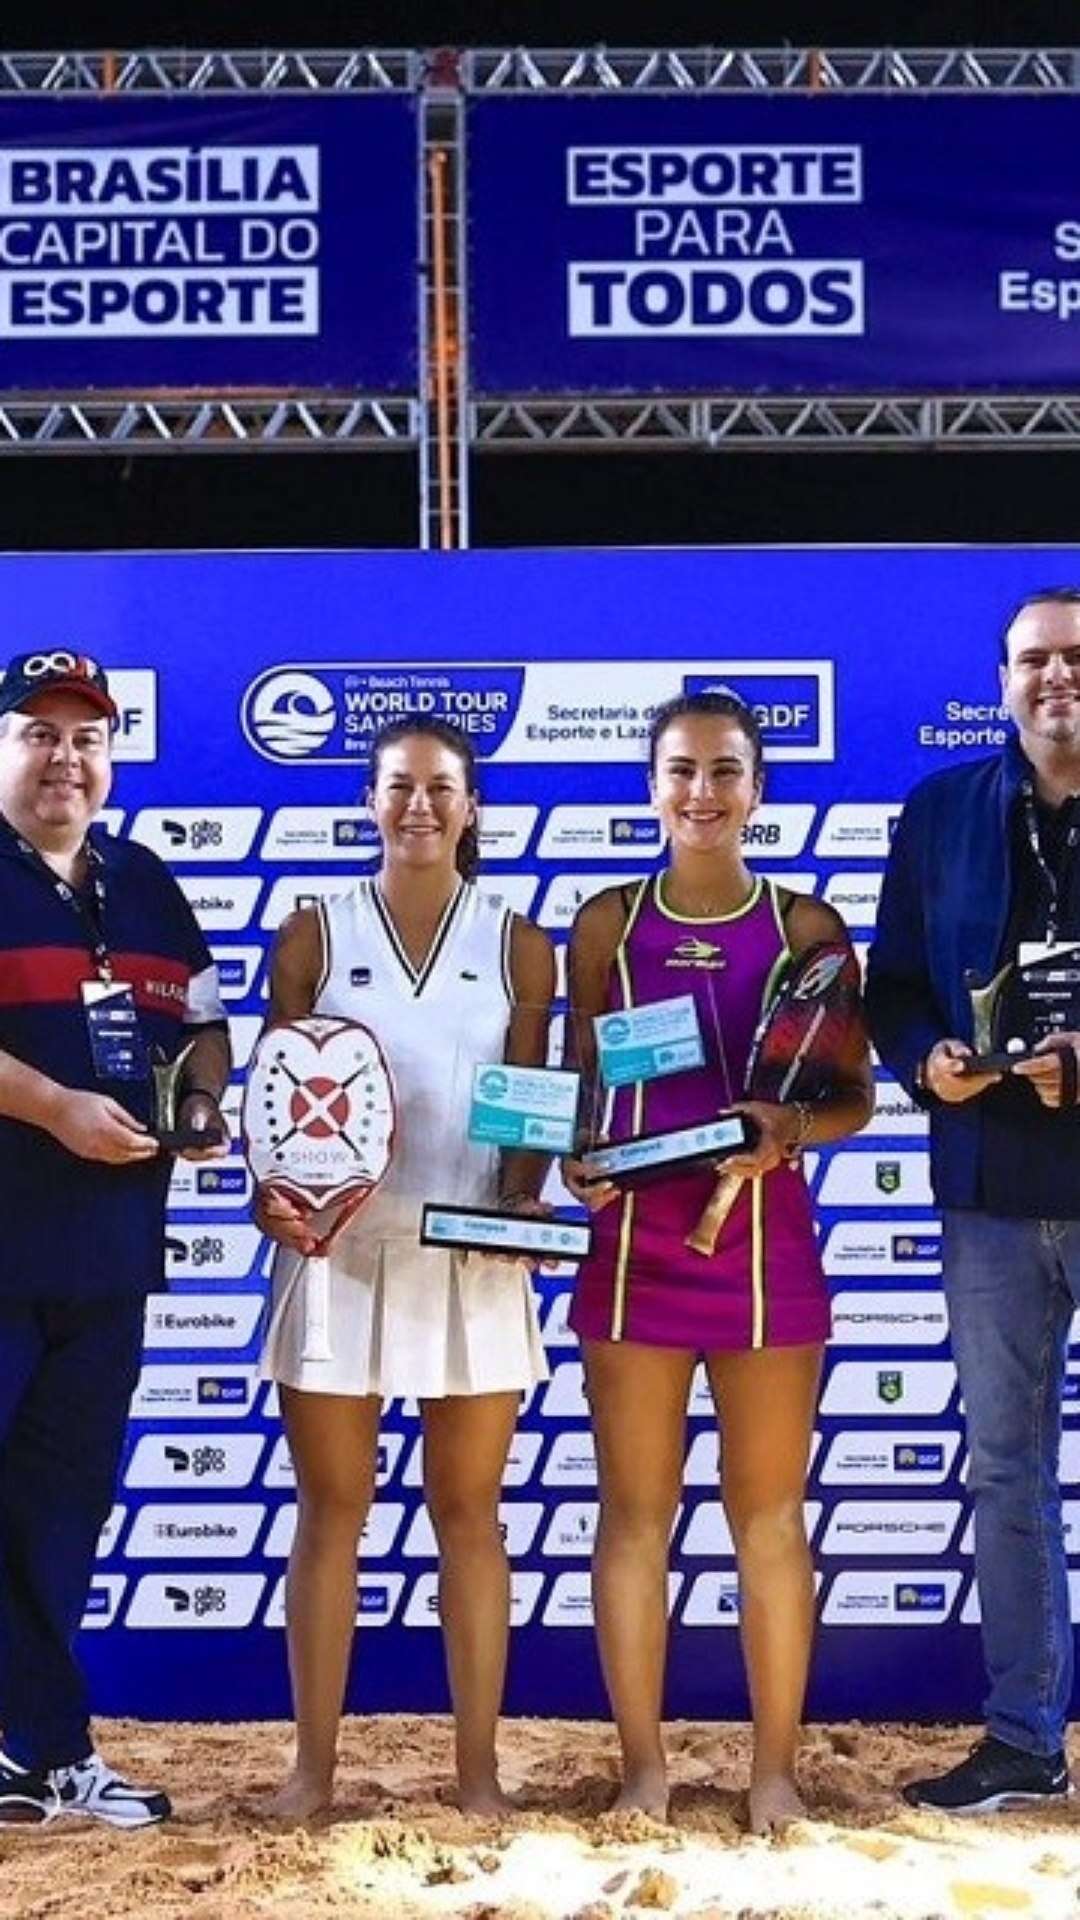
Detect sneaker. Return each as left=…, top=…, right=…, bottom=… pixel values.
left=902, top=1735, right=1071, bottom=1814
left=51, top=1753, right=171, bottom=1828
left=0, top=1750, right=57, bottom=1825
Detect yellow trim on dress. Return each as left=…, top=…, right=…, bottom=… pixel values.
left=750, top=1174, right=766, bottom=1349
left=749, top=880, right=791, bottom=1348
left=608, top=881, right=650, bottom=1341
left=653, top=871, right=763, bottom=927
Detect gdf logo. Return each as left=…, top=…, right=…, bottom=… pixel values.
left=243, top=670, right=336, bottom=760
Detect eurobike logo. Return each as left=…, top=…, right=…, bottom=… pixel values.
left=241, top=664, right=524, bottom=765
left=124, top=1503, right=265, bottom=1559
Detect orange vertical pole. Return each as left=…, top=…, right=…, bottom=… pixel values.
left=429, top=147, right=455, bottom=551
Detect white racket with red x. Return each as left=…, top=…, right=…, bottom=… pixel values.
left=244, top=1017, right=396, bottom=1361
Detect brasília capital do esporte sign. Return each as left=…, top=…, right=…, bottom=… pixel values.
left=0, top=94, right=417, bottom=390
left=467, top=92, right=1080, bottom=394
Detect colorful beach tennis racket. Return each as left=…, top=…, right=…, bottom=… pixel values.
left=686, top=940, right=860, bottom=1256
left=244, top=1017, right=396, bottom=1361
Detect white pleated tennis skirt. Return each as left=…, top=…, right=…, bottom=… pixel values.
left=260, top=1230, right=549, bottom=1401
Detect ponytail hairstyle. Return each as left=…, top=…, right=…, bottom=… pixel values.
left=647, top=687, right=764, bottom=782
left=368, top=716, right=481, bottom=881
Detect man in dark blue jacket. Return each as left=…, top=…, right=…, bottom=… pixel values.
left=867, top=587, right=1080, bottom=1813
left=0, top=650, right=230, bottom=1828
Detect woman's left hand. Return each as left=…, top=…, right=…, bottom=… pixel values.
left=719, top=1101, right=800, bottom=1179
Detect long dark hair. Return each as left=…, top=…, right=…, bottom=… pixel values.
left=647, top=688, right=764, bottom=780
left=368, top=717, right=481, bottom=880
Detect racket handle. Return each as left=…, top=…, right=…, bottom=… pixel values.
left=300, top=1252, right=334, bottom=1363
left=686, top=1171, right=744, bottom=1256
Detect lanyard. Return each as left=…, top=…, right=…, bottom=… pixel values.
left=1021, top=782, right=1080, bottom=947
left=5, top=820, right=113, bottom=983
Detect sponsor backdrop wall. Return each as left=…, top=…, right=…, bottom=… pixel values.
left=12, top=544, right=1080, bottom=1724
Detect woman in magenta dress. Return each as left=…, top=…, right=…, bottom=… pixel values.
left=565, top=690, right=873, bottom=1832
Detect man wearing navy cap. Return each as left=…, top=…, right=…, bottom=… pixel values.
left=0, top=649, right=230, bottom=1827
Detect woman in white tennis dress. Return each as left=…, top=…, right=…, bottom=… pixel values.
left=256, top=717, right=554, bottom=1819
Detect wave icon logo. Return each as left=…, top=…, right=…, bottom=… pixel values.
left=244, top=670, right=337, bottom=760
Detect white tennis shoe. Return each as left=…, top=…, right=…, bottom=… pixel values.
left=50, top=1752, right=171, bottom=1828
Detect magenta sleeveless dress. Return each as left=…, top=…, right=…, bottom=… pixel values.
left=569, top=874, right=829, bottom=1351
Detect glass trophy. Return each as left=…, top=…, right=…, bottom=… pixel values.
left=419, top=1005, right=593, bottom=1262
left=571, top=978, right=755, bottom=1190
left=963, top=944, right=1080, bottom=1073
left=151, top=1040, right=224, bottom=1151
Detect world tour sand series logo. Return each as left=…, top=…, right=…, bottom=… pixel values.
left=241, top=664, right=525, bottom=764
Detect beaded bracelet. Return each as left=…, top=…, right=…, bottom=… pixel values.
left=782, top=1100, right=816, bottom=1159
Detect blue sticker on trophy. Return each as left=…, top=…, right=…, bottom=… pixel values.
left=468, top=1062, right=580, bottom=1151
left=594, top=995, right=705, bottom=1087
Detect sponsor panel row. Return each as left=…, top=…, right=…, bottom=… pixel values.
left=81, top=1567, right=1080, bottom=1633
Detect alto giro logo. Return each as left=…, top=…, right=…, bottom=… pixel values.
left=244, top=669, right=337, bottom=760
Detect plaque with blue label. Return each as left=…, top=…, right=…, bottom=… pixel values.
left=581, top=993, right=755, bottom=1189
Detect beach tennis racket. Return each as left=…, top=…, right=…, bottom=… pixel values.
left=244, top=1017, right=396, bottom=1361
left=686, top=941, right=861, bottom=1256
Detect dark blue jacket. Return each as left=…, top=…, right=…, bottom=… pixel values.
left=866, top=740, right=1026, bottom=1208
left=0, top=820, right=222, bottom=1297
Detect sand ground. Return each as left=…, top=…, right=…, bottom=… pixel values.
left=2, top=1717, right=1078, bottom=1920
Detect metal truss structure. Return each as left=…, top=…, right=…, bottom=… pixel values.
left=0, top=394, right=417, bottom=453
left=0, top=48, right=418, bottom=91
left=0, top=47, right=1078, bottom=538
left=472, top=394, right=1080, bottom=452
left=464, top=45, right=1080, bottom=92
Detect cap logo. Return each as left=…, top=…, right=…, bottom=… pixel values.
left=22, top=650, right=101, bottom=681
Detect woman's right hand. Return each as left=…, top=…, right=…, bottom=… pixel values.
left=561, top=1154, right=620, bottom=1214
left=254, top=1185, right=319, bottom=1255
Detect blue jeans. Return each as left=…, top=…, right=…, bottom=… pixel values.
left=942, top=1210, right=1080, bottom=1757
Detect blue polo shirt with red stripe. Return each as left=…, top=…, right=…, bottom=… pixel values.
left=0, top=818, right=223, bottom=1298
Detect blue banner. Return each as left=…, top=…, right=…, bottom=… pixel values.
left=468, top=94, right=1080, bottom=393
left=0, top=95, right=417, bottom=389
left=0, top=544, right=1075, bottom=1725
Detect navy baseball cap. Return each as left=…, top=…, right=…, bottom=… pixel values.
left=0, top=649, right=117, bottom=722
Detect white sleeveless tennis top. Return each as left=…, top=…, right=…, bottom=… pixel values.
left=260, top=879, right=548, bottom=1400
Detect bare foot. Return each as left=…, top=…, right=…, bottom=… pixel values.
left=748, top=1773, right=806, bottom=1835
left=457, top=1780, right=515, bottom=1817
left=613, top=1768, right=670, bottom=1821
left=262, top=1771, right=332, bottom=1821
